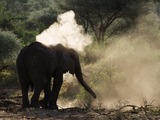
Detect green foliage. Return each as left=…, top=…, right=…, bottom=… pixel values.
left=0, top=31, right=20, bottom=87
left=27, top=0, right=58, bottom=31
left=28, top=8, right=57, bottom=31
left=13, top=23, right=38, bottom=45
left=0, top=0, right=12, bottom=30
left=0, top=69, right=18, bottom=87
left=0, top=31, right=20, bottom=61
left=0, top=0, right=58, bottom=45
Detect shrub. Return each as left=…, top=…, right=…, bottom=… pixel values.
left=83, top=42, right=106, bottom=64
left=0, top=30, right=20, bottom=87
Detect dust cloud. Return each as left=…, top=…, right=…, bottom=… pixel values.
left=89, top=2, right=160, bottom=108
left=95, top=36, right=160, bottom=107
left=36, top=10, right=92, bottom=52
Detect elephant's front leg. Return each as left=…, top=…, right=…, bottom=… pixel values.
left=49, top=73, right=63, bottom=110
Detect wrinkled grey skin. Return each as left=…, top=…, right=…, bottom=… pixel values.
left=16, top=42, right=96, bottom=109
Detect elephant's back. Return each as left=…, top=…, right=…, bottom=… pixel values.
left=28, top=42, right=49, bottom=52
left=17, top=42, right=52, bottom=69
left=26, top=42, right=51, bottom=57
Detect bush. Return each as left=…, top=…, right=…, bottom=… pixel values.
left=0, top=30, right=20, bottom=87
left=83, top=42, right=106, bottom=64
left=0, top=31, right=20, bottom=60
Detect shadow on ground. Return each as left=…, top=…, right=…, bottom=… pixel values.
left=0, top=88, right=160, bottom=120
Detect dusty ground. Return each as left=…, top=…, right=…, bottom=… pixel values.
left=0, top=88, right=160, bottom=120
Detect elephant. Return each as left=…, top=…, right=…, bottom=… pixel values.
left=16, top=42, right=96, bottom=109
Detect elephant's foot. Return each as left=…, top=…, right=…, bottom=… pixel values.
left=31, top=100, right=40, bottom=108
left=30, top=103, right=40, bottom=108
left=22, top=99, right=30, bottom=108
left=22, top=104, right=30, bottom=108
left=39, top=99, right=48, bottom=109
left=48, top=104, right=58, bottom=110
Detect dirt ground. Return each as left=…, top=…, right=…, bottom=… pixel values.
left=0, top=88, right=160, bottom=120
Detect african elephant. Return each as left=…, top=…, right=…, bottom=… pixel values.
left=16, top=42, right=96, bottom=109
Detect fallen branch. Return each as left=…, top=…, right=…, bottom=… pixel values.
left=118, top=105, right=139, bottom=112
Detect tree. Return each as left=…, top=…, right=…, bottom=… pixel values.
left=0, top=0, right=13, bottom=30
left=58, top=0, right=142, bottom=42
left=27, top=0, right=58, bottom=31
left=0, top=0, right=59, bottom=45
left=11, top=0, right=58, bottom=45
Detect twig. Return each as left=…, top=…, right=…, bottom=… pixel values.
left=118, top=105, right=139, bottom=111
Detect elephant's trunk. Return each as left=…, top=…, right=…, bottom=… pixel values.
left=75, top=65, right=96, bottom=98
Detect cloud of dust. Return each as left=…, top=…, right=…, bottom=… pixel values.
left=36, top=10, right=92, bottom=52
left=97, top=36, right=160, bottom=107
left=91, top=2, right=160, bottom=108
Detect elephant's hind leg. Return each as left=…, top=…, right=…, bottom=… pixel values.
left=31, top=86, right=42, bottom=108
left=21, top=83, right=30, bottom=108
left=39, top=84, right=51, bottom=109
left=20, top=78, right=30, bottom=108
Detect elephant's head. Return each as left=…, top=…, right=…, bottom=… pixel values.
left=54, top=44, right=96, bottom=98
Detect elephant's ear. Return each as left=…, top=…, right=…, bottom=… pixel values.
left=62, top=53, right=75, bottom=74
